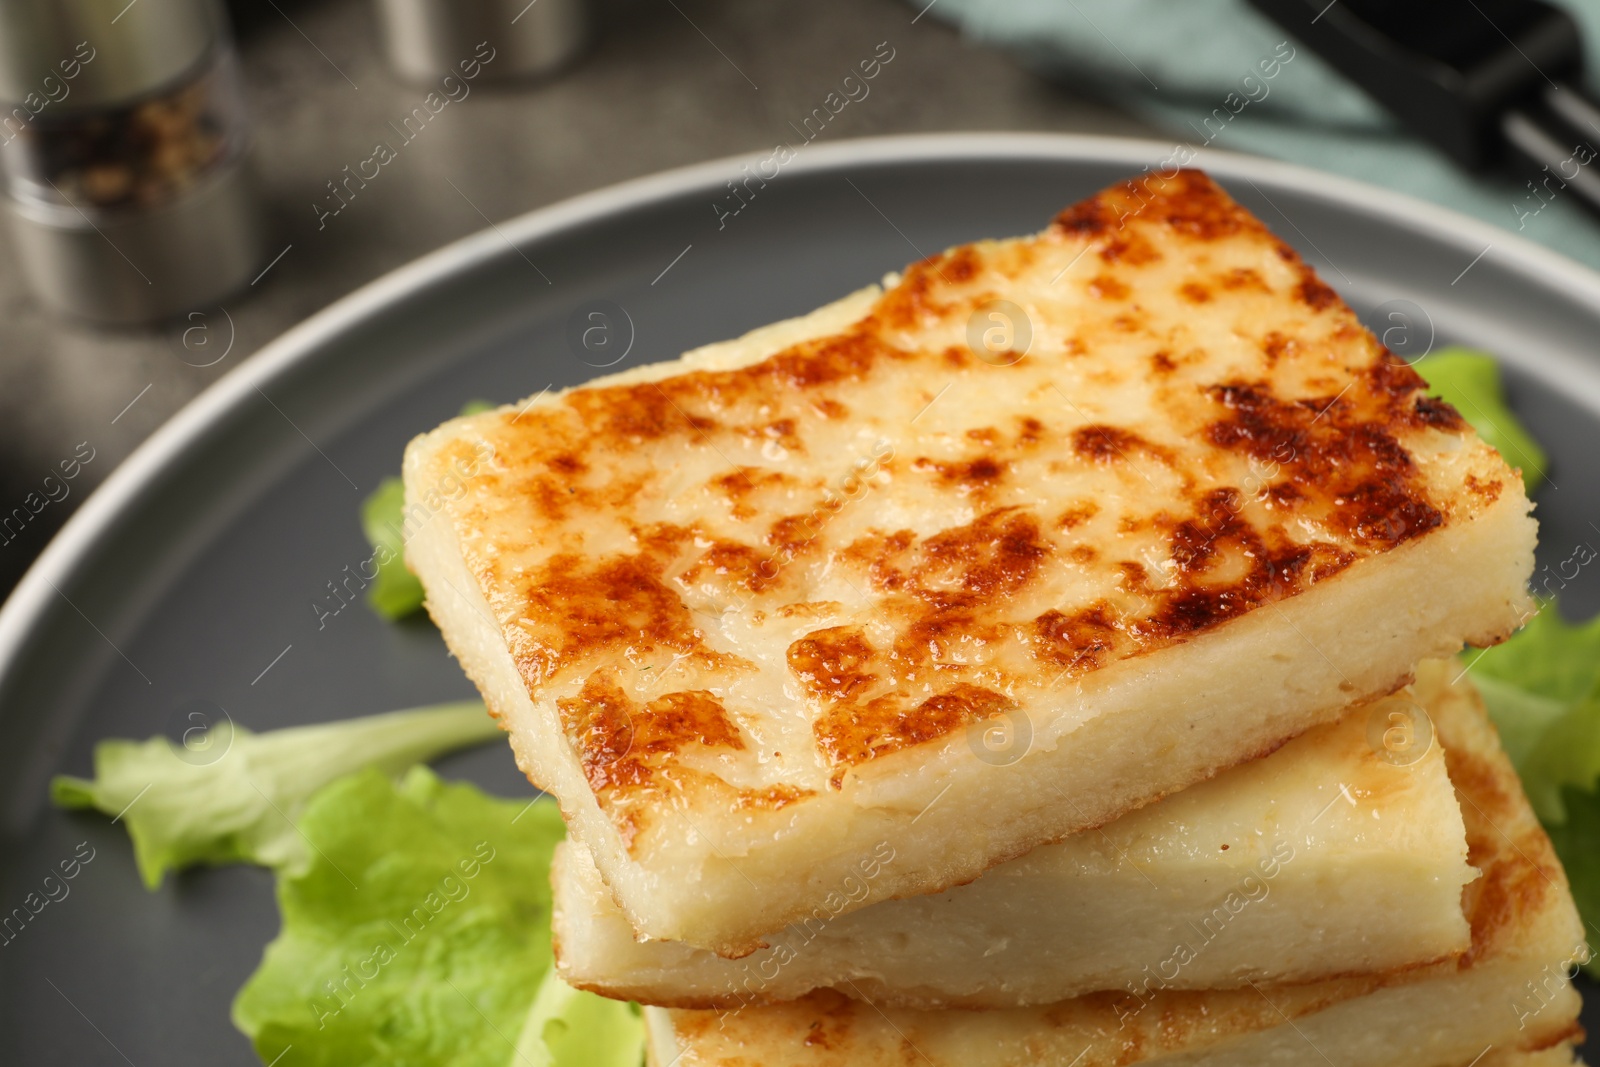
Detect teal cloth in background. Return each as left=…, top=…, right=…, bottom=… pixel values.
left=925, top=0, right=1600, bottom=270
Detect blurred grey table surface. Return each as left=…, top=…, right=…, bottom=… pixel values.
left=0, top=0, right=1152, bottom=598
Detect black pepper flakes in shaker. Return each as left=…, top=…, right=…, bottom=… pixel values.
left=0, top=0, right=262, bottom=325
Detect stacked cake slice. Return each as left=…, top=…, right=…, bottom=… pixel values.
left=641, top=663, right=1588, bottom=1065
left=404, top=170, right=1584, bottom=1065
left=552, top=678, right=1480, bottom=1009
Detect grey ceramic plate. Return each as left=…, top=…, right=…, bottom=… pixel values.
left=1, top=133, right=1596, bottom=1063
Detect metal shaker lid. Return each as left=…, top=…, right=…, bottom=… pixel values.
left=0, top=0, right=220, bottom=109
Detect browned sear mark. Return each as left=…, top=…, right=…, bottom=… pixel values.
left=1034, top=602, right=1121, bottom=675
left=912, top=455, right=1006, bottom=491
left=788, top=626, right=878, bottom=703
left=1057, top=501, right=1100, bottom=529
left=1089, top=274, right=1130, bottom=300
left=1071, top=424, right=1173, bottom=466
left=899, top=508, right=1052, bottom=607
left=1205, top=374, right=1446, bottom=548
left=556, top=673, right=746, bottom=796
left=1297, top=275, right=1340, bottom=310
left=1413, top=394, right=1468, bottom=432
left=711, top=466, right=792, bottom=521
left=1220, top=267, right=1270, bottom=292
left=511, top=553, right=727, bottom=687
left=814, top=683, right=1015, bottom=781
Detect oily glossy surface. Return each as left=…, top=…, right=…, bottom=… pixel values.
left=409, top=171, right=1521, bottom=845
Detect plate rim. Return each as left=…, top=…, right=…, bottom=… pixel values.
left=5, top=129, right=1600, bottom=679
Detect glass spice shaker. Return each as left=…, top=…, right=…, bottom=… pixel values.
left=0, top=0, right=262, bottom=325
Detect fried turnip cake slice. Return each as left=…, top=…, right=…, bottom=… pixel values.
left=553, top=668, right=1475, bottom=1008
left=644, top=662, right=1589, bottom=1066
left=404, top=170, right=1536, bottom=953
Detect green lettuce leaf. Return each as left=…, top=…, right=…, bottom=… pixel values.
left=232, top=767, right=642, bottom=1067
left=51, top=702, right=499, bottom=887
left=1413, top=347, right=1548, bottom=491
left=1468, top=671, right=1566, bottom=772
left=362, top=476, right=428, bottom=620
left=1471, top=600, right=1600, bottom=707
left=1524, top=697, right=1600, bottom=826
left=514, top=972, right=645, bottom=1067
left=1544, top=785, right=1600, bottom=974
left=1471, top=605, right=1600, bottom=823
left=362, top=399, right=495, bottom=621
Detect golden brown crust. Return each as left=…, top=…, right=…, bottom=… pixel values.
left=554, top=672, right=814, bottom=850
left=431, top=169, right=1524, bottom=839
left=1446, top=715, right=1569, bottom=967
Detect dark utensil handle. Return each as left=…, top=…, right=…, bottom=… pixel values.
left=1501, top=83, right=1600, bottom=224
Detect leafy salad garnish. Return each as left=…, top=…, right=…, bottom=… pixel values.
left=54, top=707, right=644, bottom=1066
left=1469, top=606, right=1600, bottom=820
left=231, top=767, right=640, bottom=1067
left=361, top=477, right=428, bottom=621
left=362, top=399, right=496, bottom=622
left=515, top=971, right=646, bottom=1067
left=52, top=702, right=499, bottom=886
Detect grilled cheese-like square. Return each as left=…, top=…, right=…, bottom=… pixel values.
left=554, top=674, right=1475, bottom=1008
left=404, top=171, right=1536, bottom=953
left=643, top=663, right=1589, bottom=1066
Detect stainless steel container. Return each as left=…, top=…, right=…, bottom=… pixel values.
left=0, top=0, right=262, bottom=325
left=374, top=0, right=591, bottom=86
